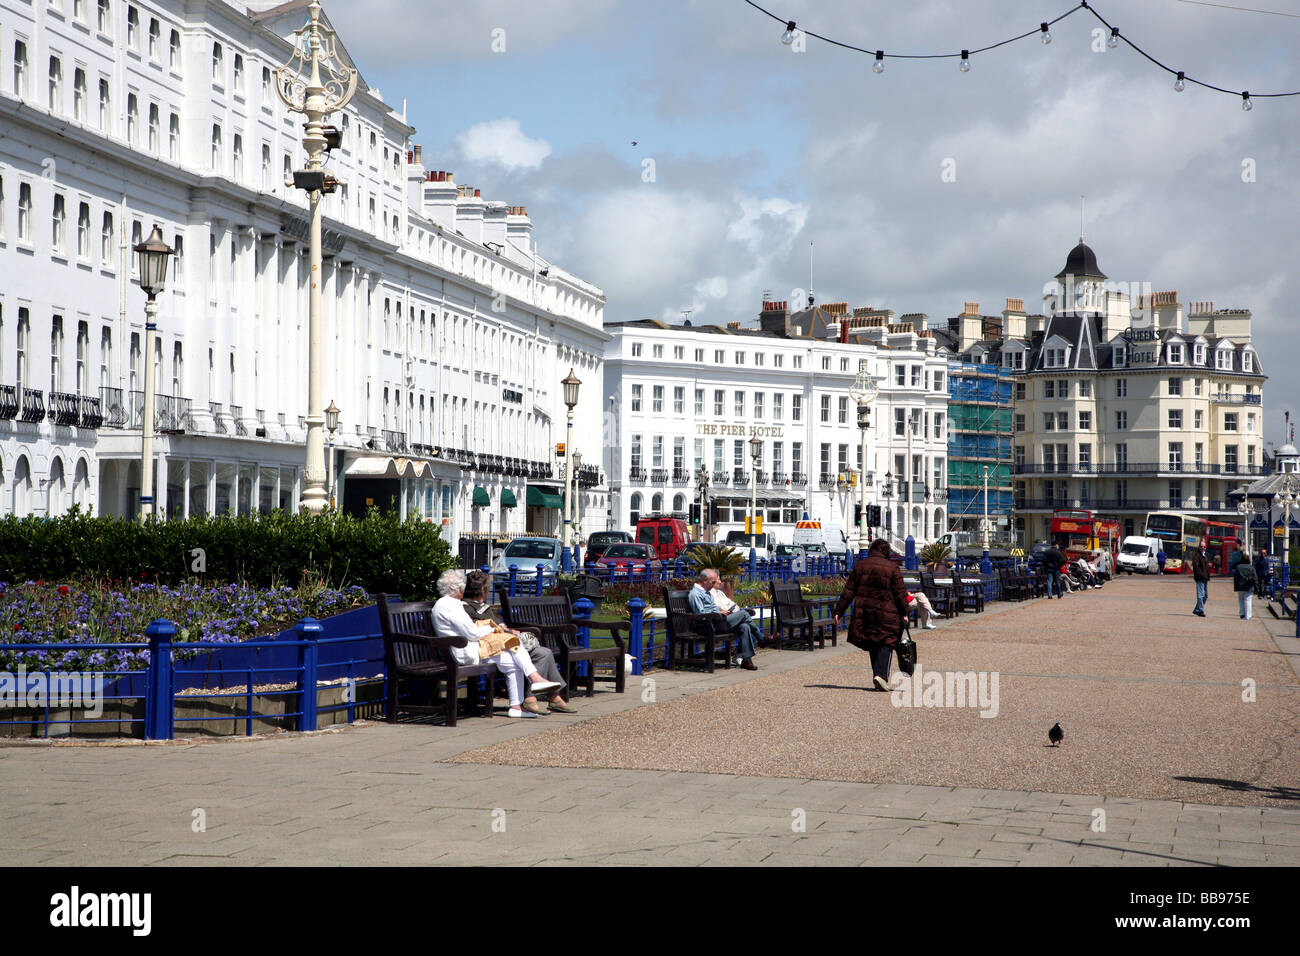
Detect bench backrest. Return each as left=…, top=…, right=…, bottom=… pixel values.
left=770, top=581, right=812, bottom=625
left=663, top=588, right=701, bottom=640
left=376, top=594, right=445, bottom=671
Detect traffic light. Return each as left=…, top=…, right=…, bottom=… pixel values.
left=708, top=501, right=719, bottom=524
left=689, top=503, right=701, bottom=525
left=853, top=503, right=862, bottom=526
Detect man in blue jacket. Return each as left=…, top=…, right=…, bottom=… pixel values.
left=688, top=569, right=758, bottom=669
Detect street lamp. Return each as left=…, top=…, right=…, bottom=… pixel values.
left=848, top=365, right=878, bottom=558
left=561, top=368, right=582, bottom=573
left=982, top=465, right=991, bottom=553
left=697, top=463, right=710, bottom=540
left=572, top=449, right=583, bottom=566
left=325, top=400, right=340, bottom=509
left=749, top=434, right=763, bottom=570
left=133, top=224, right=173, bottom=520
left=1278, top=474, right=1298, bottom=588
left=1237, top=489, right=1255, bottom=557
left=276, top=1, right=358, bottom=514
left=882, top=471, right=894, bottom=539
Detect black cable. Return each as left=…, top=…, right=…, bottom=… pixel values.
left=743, top=0, right=1300, bottom=99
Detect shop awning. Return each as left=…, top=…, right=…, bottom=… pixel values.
left=472, top=486, right=491, bottom=507
left=501, top=489, right=518, bottom=508
left=344, top=457, right=402, bottom=479
left=527, top=486, right=564, bottom=509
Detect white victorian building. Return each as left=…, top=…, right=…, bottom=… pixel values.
left=603, top=299, right=950, bottom=546
left=0, top=0, right=607, bottom=553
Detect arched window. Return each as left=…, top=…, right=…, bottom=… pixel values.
left=651, top=493, right=663, bottom=513
left=13, top=455, right=32, bottom=516
left=933, top=509, right=944, bottom=539
left=73, top=458, right=90, bottom=510
left=48, top=457, right=66, bottom=517
left=672, top=494, right=685, bottom=513
left=629, top=492, right=642, bottom=526
left=912, top=507, right=922, bottom=539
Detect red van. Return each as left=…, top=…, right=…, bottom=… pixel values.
left=635, top=515, right=691, bottom=561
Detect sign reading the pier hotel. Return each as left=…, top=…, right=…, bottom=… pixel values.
left=1121, top=326, right=1167, bottom=367
left=695, top=423, right=785, bottom=437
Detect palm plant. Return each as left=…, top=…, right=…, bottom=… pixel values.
left=685, top=543, right=747, bottom=577
left=919, top=541, right=953, bottom=570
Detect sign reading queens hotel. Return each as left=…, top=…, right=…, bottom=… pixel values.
left=696, top=424, right=786, bottom=437
left=1121, top=326, right=1167, bottom=367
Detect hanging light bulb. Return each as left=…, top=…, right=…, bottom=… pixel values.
left=781, top=21, right=797, bottom=45
left=873, top=50, right=884, bottom=74
left=1242, top=91, right=1253, bottom=111
left=1108, top=27, right=1119, bottom=49
left=1040, top=23, right=1051, bottom=44
left=1174, top=71, right=1185, bottom=92
left=959, top=50, right=970, bottom=72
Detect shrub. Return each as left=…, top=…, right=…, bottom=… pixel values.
left=685, top=543, right=747, bottom=577
left=0, top=508, right=455, bottom=599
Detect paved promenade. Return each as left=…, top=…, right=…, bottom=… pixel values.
left=1, top=576, right=1297, bottom=866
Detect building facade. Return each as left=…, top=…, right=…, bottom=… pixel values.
left=0, top=0, right=608, bottom=549
left=603, top=300, right=950, bottom=546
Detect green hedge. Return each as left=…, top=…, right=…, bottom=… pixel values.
left=0, top=509, right=455, bottom=599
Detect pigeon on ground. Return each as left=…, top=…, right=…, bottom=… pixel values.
left=1048, top=722, right=1064, bottom=747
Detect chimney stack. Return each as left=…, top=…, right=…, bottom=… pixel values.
left=422, top=171, right=457, bottom=229
left=506, top=205, right=534, bottom=256
left=1001, top=297, right=1027, bottom=339
left=759, top=299, right=791, bottom=336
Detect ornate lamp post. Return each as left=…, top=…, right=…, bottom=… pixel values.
left=325, top=400, right=340, bottom=509
left=1237, top=490, right=1255, bottom=557
left=133, top=225, right=173, bottom=520
left=275, top=1, right=357, bottom=514
left=848, top=365, right=878, bottom=558
left=1278, top=474, right=1298, bottom=588
left=882, top=471, right=894, bottom=538
left=561, top=368, right=582, bottom=573
left=571, top=448, right=583, bottom=567
left=749, top=434, right=763, bottom=571
left=697, top=463, right=709, bottom=539
left=982, top=465, right=991, bottom=553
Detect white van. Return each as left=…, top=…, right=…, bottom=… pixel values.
left=1117, top=535, right=1160, bottom=574
left=823, top=523, right=848, bottom=556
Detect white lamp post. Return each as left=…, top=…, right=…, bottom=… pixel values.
left=275, top=1, right=357, bottom=514
left=749, top=434, right=763, bottom=569
left=133, top=224, right=173, bottom=520
left=1237, top=489, right=1255, bottom=556
left=847, top=365, right=878, bottom=557
left=325, top=400, right=340, bottom=509
left=561, top=368, right=582, bottom=572
left=1278, top=474, right=1298, bottom=588
left=572, top=448, right=583, bottom=563
left=982, top=464, right=991, bottom=552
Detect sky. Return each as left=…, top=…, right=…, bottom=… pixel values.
left=318, top=0, right=1300, bottom=448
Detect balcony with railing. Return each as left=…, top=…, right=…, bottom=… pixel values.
left=1212, top=392, right=1263, bottom=405
left=231, top=405, right=249, bottom=436
left=79, top=395, right=103, bottom=429
left=210, top=402, right=228, bottom=434
left=129, top=391, right=193, bottom=432
left=819, top=472, right=834, bottom=488
left=790, top=471, right=806, bottom=486
left=20, top=388, right=46, bottom=424
left=0, top=384, right=19, bottom=420
left=753, top=470, right=767, bottom=485
left=712, top=469, right=730, bottom=486
left=771, top=471, right=786, bottom=485
left=383, top=430, right=408, bottom=454
left=672, top=468, right=690, bottom=483
left=579, top=464, right=601, bottom=487
left=99, top=387, right=128, bottom=427
left=629, top=466, right=646, bottom=481
left=651, top=468, right=669, bottom=483
left=49, top=392, right=80, bottom=427
left=733, top=468, right=750, bottom=486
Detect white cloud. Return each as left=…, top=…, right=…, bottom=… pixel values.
left=455, top=119, right=552, bottom=170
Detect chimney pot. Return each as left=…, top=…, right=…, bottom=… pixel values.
left=474, top=188, right=481, bottom=198
left=413, top=145, right=423, bottom=165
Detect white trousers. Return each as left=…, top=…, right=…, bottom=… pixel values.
left=452, top=642, right=537, bottom=706
left=911, top=592, right=933, bottom=627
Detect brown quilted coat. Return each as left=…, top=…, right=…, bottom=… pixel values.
left=833, top=554, right=909, bottom=647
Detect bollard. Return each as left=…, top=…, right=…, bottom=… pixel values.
left=573, top=596, right=594, bottom=681
left=535, top=563, right=546, bottom=596
left=144, top=618, right=177, bottom=740
left=627, top=597, right=646, bottom=674
left=508, top=564, right=518, bottom=596
left=295, top=617, right=323, bottom=732
left=981, top=549, right=993, bottom=575
left=905, top=535, right=918, bottom=571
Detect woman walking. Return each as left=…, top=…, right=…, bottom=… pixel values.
left=833, top=538, right=910, bottom=692
left=1233, top=555, right=1257, bottom=620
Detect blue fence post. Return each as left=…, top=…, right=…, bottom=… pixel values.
left=535, top=563, right=545, bottom=596
left=295, top=617, right=323, bottom=732
left=981, top=549, right=993, bottom=574
left=573, top=596, right=594, bottom=682
left=627, top=598, right=646, bottom=674
left=905, top=535, right=918, bottom=571
left=144, top=618, right=176, bottom=741
left=508, top=565, right=518, bottom=596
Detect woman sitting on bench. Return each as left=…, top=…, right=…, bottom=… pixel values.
left=431, top=570, right=561, bottom=718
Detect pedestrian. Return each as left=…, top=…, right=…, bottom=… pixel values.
left=833, top=538, right=909, bottom=692
left=1229, top=546, right=1245, bottom=574
left=1041, top=544, right=1067, bottom=598
left=1156, top=547, right=1167, bottom=575
left=1253, top=548, right=1271, bottom=599
left=1233, top=554, right=1257, bottom=620
left=1187, top=545, right=1210, bottom=617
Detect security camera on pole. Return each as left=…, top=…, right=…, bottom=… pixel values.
left=275, top=1, right=357, bottom=514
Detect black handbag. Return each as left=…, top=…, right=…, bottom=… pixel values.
left=895, top=623, right=917, bottom=676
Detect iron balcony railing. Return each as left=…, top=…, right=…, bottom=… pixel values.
left=383, top=430, right=408, bottom=453
left=210, top=402, right=228, bottom=434
left=771, top=471, right=786, bottom=485
left=0, top=384, right=19, bottom=420
left=712, top=470, right=730, bottom=486
left=20, top=388, right=46, bottom=423
left=651, top=468, right=669, bottom=483
left=50, top=391, right=80, bottom=426
left=1211, top=393, right=1263, bottom=405
left=129, top=391, right=193, bottom=433
left=672, top=468, right=690, bottom=482
left=790, top=471, right=806, bottom=486
left=79, top=395, right=103, bottom=429
left=99, top=387, right=128, bottom=427
left=232, top=405, right=249, bottom=436
left=629, top=466, right=646, bottom=481
left=733, top=468, right=750, bottom=485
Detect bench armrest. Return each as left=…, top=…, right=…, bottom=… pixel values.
left=387, top=630, right=469, bottom=650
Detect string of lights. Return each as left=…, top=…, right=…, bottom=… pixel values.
left=743, top=0, right=1300, bottom=109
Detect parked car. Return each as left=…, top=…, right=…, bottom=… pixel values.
left=635, top=515, right=692, bottom=561
left=774, top=544, right=808, bottom=573
left=585, top=530, right=632, bottom=562
left=491, top=536, right=563, bottom=586
left=596, top=543, right=663, bottom=576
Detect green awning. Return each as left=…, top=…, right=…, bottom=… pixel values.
left=500, top=489, right=518, bottom=508
left=472, top=486, right=491, bottom=507
left=526, top=486, right=564, bottom=509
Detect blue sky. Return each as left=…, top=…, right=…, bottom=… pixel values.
left=321, top=0, right=1300, bottom=447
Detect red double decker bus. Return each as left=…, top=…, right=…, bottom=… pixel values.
left=1050, top=510, right=1122, bottom=560
left=1204, top=520, right=1240, bottom=575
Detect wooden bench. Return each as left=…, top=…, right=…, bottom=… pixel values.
left=377, top=594, right=499, bottom=727
left=899, top=571, right=924, bottom=626
left=499, top=593, right=627, bottom=697
left=998, top=567, right=1031, bottom=601
left=662, top=588, right=738, bottom=672
left=951, top=570, right=986, bottom=613
left=769, top=582, right=837, bottom=650
left=921, top=570, right=958, bottom=618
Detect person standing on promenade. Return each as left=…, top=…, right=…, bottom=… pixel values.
left=1233, top=554, right=1257, bottom=620
left=833, top=538, right=909, bottom=692
left=1253, top=548, right=1271, bottom=599
left=1187, top=545, right=1210, bottom=617
left=1157, top=547, right=1167, bottom=575
left=1042, top=544, right=1067, bottom=598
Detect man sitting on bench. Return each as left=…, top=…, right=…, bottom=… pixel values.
left=688, top=569, right=760, bottom=669
left=431, top=570, right=562, bottom=718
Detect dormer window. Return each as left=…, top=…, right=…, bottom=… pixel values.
left=1243, top=351, right=1253, bottom=373
left=1003, top=349, right=1023, bottom=370
left=1167, top=343, right=1183, bottom=364
left=1113, top=345, right=1126, bottom=367
left=1043, top=347, right=1067, bottom=369
left=1215, top=347, right=1232, bottom=371
left=1194, top=343, right=1206, bottom=365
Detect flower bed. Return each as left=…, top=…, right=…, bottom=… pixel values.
left=0, top=580, right=372, bottom=672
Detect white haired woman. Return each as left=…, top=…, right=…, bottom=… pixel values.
left=431, top=569, right=561, bottom=718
